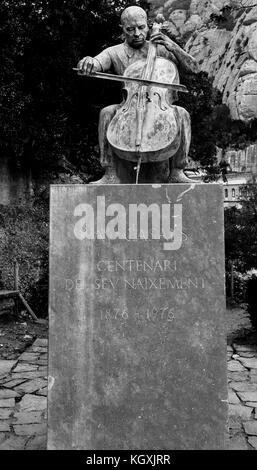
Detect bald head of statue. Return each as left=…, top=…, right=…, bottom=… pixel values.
left=120, top=6, right=148, bottom=49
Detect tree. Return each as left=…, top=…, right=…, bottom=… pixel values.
left=225, top=184, right=257, bottom=273
left=0, top=0, right=147, bottom=180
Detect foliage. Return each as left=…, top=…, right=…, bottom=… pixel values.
left=0, top=198, right=49, bottom=317
left=0, top=0, right=147, bottom=179
left=179, top=71, right=223, bottom=170
left=179, top=71, right=257, bottom=171
left=225, top=185, right=257, bottom=326
left=245, top=274, right=257, bottom=330
left=224, top=184, right=257, bottom=274
left=209, top=5, right=237, bottom=31
left=225, top=269, right=247, bottom=303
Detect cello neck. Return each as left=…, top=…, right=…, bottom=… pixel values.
left=143, top=20, right=161, bottom=81
left=135, top=20, right=162, bottom=151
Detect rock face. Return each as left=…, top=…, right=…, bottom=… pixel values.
left=149, top=0, right=257, bottom=123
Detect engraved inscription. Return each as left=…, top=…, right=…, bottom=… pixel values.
left=99, top=306, right=175, bottom=323
left=66, top=275, right=205, bottom=291
left=96, top=259, right=177, bottom=273
left=94, top=276, right=204, bottom=290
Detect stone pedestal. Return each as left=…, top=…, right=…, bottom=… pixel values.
left=48, top=183, right=227, bottom=450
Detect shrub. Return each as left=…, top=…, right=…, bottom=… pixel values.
left=245, top=273, right=257, bottom=330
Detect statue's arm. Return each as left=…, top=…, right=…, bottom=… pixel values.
left=170, top=43, right=198, bottom=74
left=77, top=49, right=112, bottom=75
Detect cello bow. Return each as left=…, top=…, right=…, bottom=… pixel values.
left=72, top=69, right=188, bottom=93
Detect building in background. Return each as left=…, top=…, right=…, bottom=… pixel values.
left=218, top=145, right=257, bottom=207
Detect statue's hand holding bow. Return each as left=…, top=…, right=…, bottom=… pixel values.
left=76, top=56, right=101, bottom=75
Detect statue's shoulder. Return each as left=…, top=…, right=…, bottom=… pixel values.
left=104, top=43, right=125, bottom=55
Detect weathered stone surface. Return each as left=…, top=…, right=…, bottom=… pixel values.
left=19, top=394, right=47, bottom=412
left=0, top=422, right=10, bottom=432
left=13, top=364, right=38, bottom=373
left=151, top=0, right=257, bottom=123
left=30, top=347, right=47, bottom=353
left=0, top=398, right=15, bottom=408
left=245, top=402, right=257, bottom=408
left=239, top=352, right=255, bottom=358
left=248, top=436, right=257, bottom=450
left=227, top=371, right=249, bottom=382
left=229, top=435, right=249, bottom=451
left=35, top=387, right=47, bottom=397
left=228, top=415, right=242, bottom=431
left=11, top=371, right=48, bottom=379
left=0, top=388, right=20, bottom=398
left=243, top=421, right=257, bottom=436
left=230, top=381, right=257, bottom=392
left=229, top=404, right=253, bottom=420
left=237, top=391, right=257, bottom=402
left=234, top=344, right=257, bottom=353
left=227, top=360, right=246, bottom=373
left=0, top=436, right=26, bottom=450
left=250, top=370, right=257, bottom=379
left=0, top=433, right=6, bottom=444
left=33, top=338, right=48, bottom=348
left=0, top=409, right=13, bottom=419
left=14, top=423, right=46, bottom=436
left=36, top=360, right=48, bottom=366
left=48, top=184, right=227, bottom=450
left=3, top=378, right=28, bottom=388
left=25, top=435, right=47, bottom=450
left=185, top=6, right=257, bottom=122
left=19, top=353, right=40, bottom=362
left=228, top=390, right=240, bottom=404
left=0, top=360, right=17, bottom=378
left=238, top=358, right=257, bottom=370
left=232, top=354, right=240, bottom=359
left=182, top=14, right=202, bottom=37
left=14, top=411, right=44, bottom=424
left=15, top=378, right=47, bottom=394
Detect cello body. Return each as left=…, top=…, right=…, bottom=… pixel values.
left=107, top=46, right=182, bottom=163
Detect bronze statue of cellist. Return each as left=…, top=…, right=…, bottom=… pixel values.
left=77, top=6, right=198, bottom=184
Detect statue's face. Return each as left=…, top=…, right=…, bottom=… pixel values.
left=122, top=13, right=148, bottom=49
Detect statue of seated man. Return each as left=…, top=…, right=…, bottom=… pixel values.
left=77, top=6, right=198, bottom=184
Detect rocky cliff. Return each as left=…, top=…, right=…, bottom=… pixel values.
left=148, top=0, right=257, bottom=172
left=149, top=0, right=257, bottom=123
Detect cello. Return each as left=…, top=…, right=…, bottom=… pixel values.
left=106, top=16, right=187, bottom=182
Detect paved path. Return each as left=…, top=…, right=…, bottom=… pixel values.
left=227, top=342, right=257, bottom=450
left=0, top=338, right=47, bottom=450
left=0, top=338, right=256, bottom=450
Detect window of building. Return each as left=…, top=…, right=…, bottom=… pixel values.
left=225, top=188, right=228, bottom=198
left=232, top=188, right=235, bottom=198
